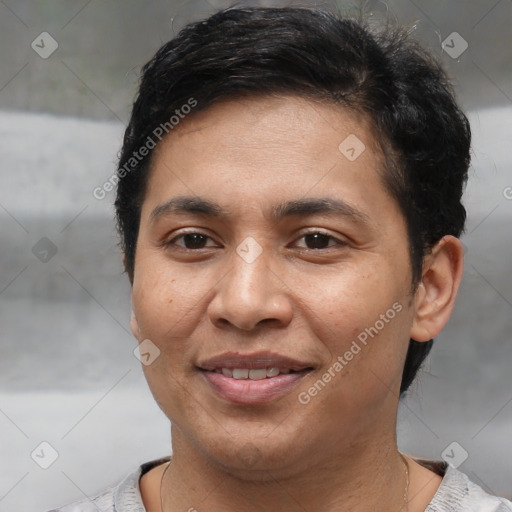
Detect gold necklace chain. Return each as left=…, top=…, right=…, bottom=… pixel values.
left=400, top=453, right=410, bottom=510
left=160, top=453, right=411, bottom=511
left=160, top=459, right=171, bottom=512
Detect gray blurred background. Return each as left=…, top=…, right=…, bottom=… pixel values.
left=0, top=0, right=511, bottom=510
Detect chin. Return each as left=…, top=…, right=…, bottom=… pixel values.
left=178, top=415, right=315, bottom=476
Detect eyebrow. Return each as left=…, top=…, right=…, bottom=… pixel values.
left=150, top=195, right=371, bottom=225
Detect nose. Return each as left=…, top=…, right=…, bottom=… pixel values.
left=207, top=245, right=293, bottom=331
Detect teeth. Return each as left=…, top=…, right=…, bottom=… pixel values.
left=232, top=369, right=249, bottom=379
left=248, top=369, right=267, bottom=380
left=219, top=367, right=295, bottom=379
left=266, top=367, right=280, bottom=377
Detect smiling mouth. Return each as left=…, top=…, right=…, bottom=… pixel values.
left=203, top=367, right=308, bottom=380
left=197, top=352, right=313, bottom=404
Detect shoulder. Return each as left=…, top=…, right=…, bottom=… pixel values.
left=47, top=483, right=118, bottom=512
left=425, top=463, right=512, bottom=512
left=47, top=457, right=170, bottom=512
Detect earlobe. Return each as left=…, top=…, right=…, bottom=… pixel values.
left=130, top=297, right=141, bottom=340
left=410, top=236, right=464, bottom=342
left=122, top=252, right=134, bottom=285
left=130, top=309, right=140, bottom=340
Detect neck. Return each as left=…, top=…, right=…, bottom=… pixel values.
left=161, top=427, right=408, bottom=512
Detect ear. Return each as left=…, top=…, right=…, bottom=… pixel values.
left=410, top=235, right=464, bottom=342
left=122, top=251, right=131, bottom=280
left=130, top=296, right=141, bottom=341
left=125, top=254, right=140, bottom=339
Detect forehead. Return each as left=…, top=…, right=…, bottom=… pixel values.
left=142, top=95, right=393, bottom=221
left=154, top=94, right=382, bottom=160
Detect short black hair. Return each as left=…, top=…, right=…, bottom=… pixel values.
left=115, top=6, right=471, bottom=395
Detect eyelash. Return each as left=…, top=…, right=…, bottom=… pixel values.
left=164, top=229, right=346, bottom=251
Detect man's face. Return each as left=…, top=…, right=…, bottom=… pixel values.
left=130, top=96, right=416, bottom=476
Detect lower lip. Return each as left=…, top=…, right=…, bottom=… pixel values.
left=200, top=370, right=310, bottom=404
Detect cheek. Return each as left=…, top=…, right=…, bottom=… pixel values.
left=292, top=262, right=400, bottom=337
left=293, top=264, right=410, bottom=397
left=132, top=262, right=200, bottom=413
left=132, top=256, right=205, bottom=340
left=333, top=302, right=411, bottom=409
left=131, top=256, right=217, bottom=399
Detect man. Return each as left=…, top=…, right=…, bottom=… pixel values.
left=52, top=6, right=511, bottom=511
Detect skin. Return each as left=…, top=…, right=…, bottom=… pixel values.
left=130, top=95, right=464, bottom=511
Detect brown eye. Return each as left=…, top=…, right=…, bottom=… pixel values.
left=303, top=233, right=333, bottom=249
left=166, top=232, right=217, bottom=250
left=180, top=233, right=209, bottom=249
left=294, top=231, right=344, bottom=250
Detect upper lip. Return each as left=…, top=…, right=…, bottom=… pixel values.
left=197, top=351, right=313, bottom=371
